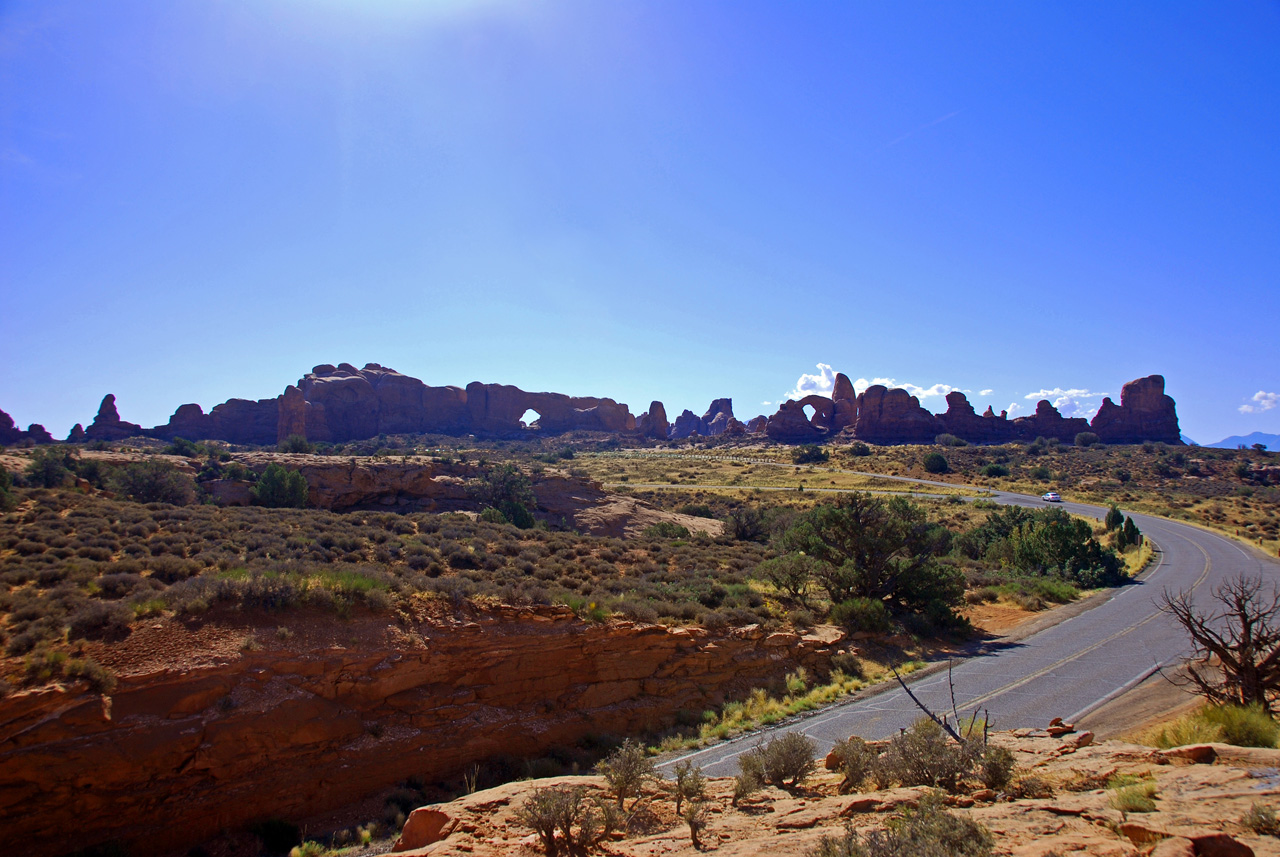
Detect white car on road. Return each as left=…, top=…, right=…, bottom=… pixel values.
left=1042, top=492, right=1061, bottom=502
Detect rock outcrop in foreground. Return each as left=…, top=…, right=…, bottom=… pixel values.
left=389, top=732, right=1278, bottom=857
left=0, top=609, right=842, bottom=857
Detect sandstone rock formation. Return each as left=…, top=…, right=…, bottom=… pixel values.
left=831, top=372, right=858, bottom=431
left=0, top=610, right=843, bottom=857
left=670, top=409, right=702, bottom=439
left=379, top=733, right=1274, bottom=857
left=759, top=373, right=1182, bottom=446
left=636, top=401, right=670, bottom=440
left=700, top=398, right=736, bottom=436
left=765, top=399, right=826, bottom=442
left=47, top=368, right=1184, bottom=450
left=1091, top=374, right=1181, bottom=444
left=76, top=364, right=641, bottom=447
left=0, top=409, right=54, bottom=446
left=84, top=394, right=144, bottom=442
left=852, top=386, right=939, bottom=444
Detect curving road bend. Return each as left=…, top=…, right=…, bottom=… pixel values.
left=657, top=486, right=1280, bottom=777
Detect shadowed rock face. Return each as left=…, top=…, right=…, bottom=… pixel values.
left=0, top=612, right=843, bottom=857
left=760, top=374, right=1182, bottom=446
left=637, top=401, right=670, bottom=440
left=0, top=408, right=54, bottom=446
left=70, top=364, right=639, bottom=446
left=37, top=369, right=1181, bottom=448
left=1091, top=374, right=1181, bottom=444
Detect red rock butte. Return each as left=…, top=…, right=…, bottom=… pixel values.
left=0, top=364, right=1181, bottom=447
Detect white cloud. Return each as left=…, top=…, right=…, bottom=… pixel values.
left=979, top=389, right=994, bottom=397
left=782, top=365, right=980, bottom=405
left=1240, top=391, right=1280, bottom=414
left=1006, top=402, right=1023, bottom=417
left=1023, top=387, right=1108, bottom=419
left=785, top=363, right=837, bottom=400
left=850, top=377, right=968, bottom=400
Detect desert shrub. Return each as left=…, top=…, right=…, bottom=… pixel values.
left=740, top=731, right=817, bottom=789
left=0, top=468, right=15, bottom=511
left=829, top=652, right=864, bottom=679
left=829, top=597, right=892, bottom=634
left=935, top=434, right=967, bottom=448
left=1029, top=465, right=1052, bottom=482
left=1074, top=432, right=1100, bottom=448
left=875, top=718, right=977, bottom=792
left=792, top=445, right=830, bottom=464
left=677, top=503, right=715, bottom=518
left=470, top=464, right=536, bottom=529
left=830, top=736, right=879, bottom=793
left=109, top=459, right=196, bottom=505
left=644, top=521, right=690, bottom=540
left=252, top=464, right=309, bottom=509
left=755, top=554, right=817, bottom=606
left=25, top=448, right=76, bottom=488
left=64, top=657, right=117, bottom=693
left=980, top=464, right=1009, bottom=478
left=671, top=760, right=707, bottom=815
left=1242, top=802, right=1280, bottom=836
left=515, top=785, right=617, bottom=857
left=978, top=745, right=1015, bottom=790
left=731, top=756, right=763, bottom=806
left=725, top=505, right=768, bottom=542
left=596, top=739, right=655, bottom=809
left=848, top=442, right=871, bottom=457
left=810, top=794, right=992, bottom=857
left=922, top=452, right=949, bottom=474
left=277, top=435, right=314, bottom=454
left=68, top=601, right=133, bottom=640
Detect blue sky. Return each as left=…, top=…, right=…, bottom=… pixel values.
left=2, top=1, right=1277, bottom=444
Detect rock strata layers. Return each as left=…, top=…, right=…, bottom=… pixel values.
left=0, top=611, right=843, bottom=857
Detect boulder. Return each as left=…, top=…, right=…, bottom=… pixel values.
left=724, top=417, right=747, bottom=436
left=1091, top=375, right=1182, bottom=444
left=394, top=808, right=454, bottom=851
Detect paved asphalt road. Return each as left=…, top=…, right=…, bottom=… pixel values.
left=655, top=481, right=1280, bottom=778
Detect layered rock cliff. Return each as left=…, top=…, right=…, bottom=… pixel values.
left=0, top=608, right=843, bottom=857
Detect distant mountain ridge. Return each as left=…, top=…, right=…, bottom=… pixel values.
left=1205, top=431, right=1280, bottom=450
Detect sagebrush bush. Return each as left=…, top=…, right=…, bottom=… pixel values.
left=875, top=719, right=977, bottom=792
left=596, top=739, right=655, bottom=809
left=740, top=731, right=817, bottom=789
left=810, top=794, right=992, bottom=857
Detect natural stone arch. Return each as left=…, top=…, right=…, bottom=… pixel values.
left=519, top=408, right=543, bottom=429
left=797, top=395, right=835, bottom=430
